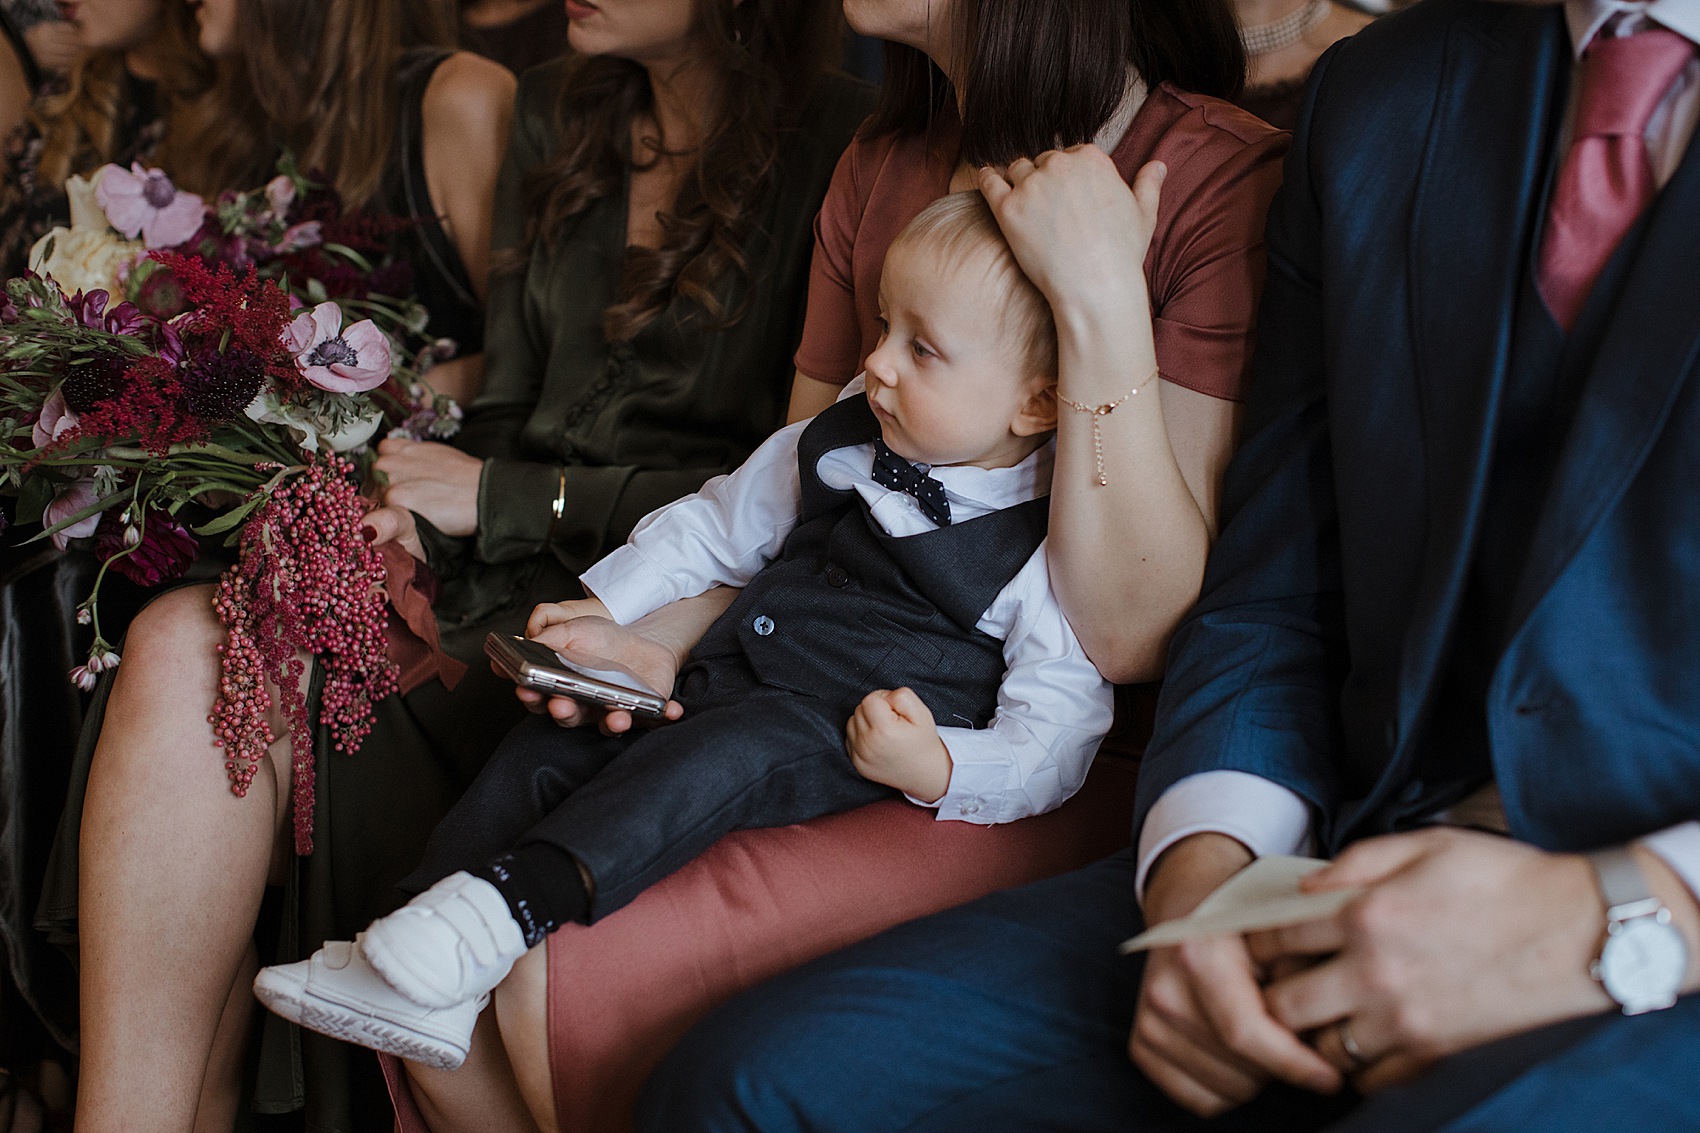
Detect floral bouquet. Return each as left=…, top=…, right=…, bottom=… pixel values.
left=1, top=161, right=463, bottom=853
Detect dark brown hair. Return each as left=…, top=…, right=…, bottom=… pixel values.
left=175, top=0, right=458, bottom=209
left=29, top=4, right=215, bottom=190
left=515, top=0, right=840, bottom=343
left=866, top=0, right=1246, bottom=167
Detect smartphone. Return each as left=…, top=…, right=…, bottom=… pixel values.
left=484, top=633, right=669, bottom=719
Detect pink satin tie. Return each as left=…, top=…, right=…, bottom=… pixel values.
left=1536, top=27, right=1696, bottom=330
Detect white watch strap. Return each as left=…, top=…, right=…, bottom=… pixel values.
left=1587, top=846, right=1659, bottom=920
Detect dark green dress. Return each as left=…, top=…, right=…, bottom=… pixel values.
left=36, top=60, right=874, bottom=1131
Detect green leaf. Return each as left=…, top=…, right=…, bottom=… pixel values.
left=192, top=495, right=264, bottom=536
left=16, top=475, right=50, bottom=525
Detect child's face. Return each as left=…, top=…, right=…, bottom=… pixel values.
left=865, top=241, right=1049, bottom=470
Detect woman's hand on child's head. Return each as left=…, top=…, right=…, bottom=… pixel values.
left=977, top=146, right=1166, bottom=322
left=846, top=688, right=952, bottom=803
left=514, top=600, right=684, bottom=735
left=374, top=438, right=483, bottom=537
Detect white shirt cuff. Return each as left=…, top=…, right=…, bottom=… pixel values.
left=913, top=727, right=1035, bottom=824
left=1640, top=821, right=1700, bottom=910
left=578, top=546, right=679, bottom=626
left=1134, top=771, right=1314, bottom=907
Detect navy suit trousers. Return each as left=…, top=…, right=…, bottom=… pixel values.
left=638, top=852, right=1700, bottom=1133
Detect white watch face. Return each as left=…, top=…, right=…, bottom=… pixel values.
left=1599, top=916, right=1689, bottom=1013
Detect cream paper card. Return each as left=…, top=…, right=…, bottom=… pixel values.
left=1120, top=855, right=1363, bottom=953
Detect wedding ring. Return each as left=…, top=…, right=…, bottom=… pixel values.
left=1337, top=1019, right=1367, bottom=1068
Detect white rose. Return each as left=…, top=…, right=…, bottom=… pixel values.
left=65, top=169, right=108, bottom=232
left=28, top=225, right=145, bottom=298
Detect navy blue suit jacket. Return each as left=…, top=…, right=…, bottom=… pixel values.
left=1133, top=0, right=1700, bottom=855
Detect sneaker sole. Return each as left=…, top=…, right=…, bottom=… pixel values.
left=253, top=968, right=469, bottom=1071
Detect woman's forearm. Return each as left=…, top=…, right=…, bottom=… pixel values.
left=1047, top=286, right=1216, bottom=684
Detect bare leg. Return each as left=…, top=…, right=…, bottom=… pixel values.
left=499, top=946, right=556, bottom=1133
left=75, top=586, right=295, bottom=1133
left=405, top=961, right=547, bottom=1133
left=191, top=941, right=262, bottom=1133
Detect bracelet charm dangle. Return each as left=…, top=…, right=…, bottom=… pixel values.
left=1056, top=370, right=1157, bottom=486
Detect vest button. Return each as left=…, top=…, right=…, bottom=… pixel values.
left=824, top=564, right=850, bottom=588
left=752, top=615, right=775, bottom=636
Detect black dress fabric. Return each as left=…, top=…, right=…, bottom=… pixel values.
left=379, top=48, right=485, bottom=359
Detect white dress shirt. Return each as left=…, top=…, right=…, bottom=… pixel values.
left=1137, top=0, right=1700, bottom=905
left=581, top=378, right=1115, bottom=825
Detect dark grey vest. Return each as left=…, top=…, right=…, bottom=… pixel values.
left=687, top=397, right=1050, bottom=728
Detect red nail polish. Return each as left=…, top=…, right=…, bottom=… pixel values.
left=361, top=526, right=377, bottom=542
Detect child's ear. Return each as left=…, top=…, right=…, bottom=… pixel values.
left=1011, top=380, right=1058, bottom=437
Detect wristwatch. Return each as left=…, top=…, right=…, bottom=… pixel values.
left=1585, top=846, right=1689, bottom=1016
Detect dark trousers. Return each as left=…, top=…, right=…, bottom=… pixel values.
left=402, top=655, right=894, bottom=921
left=637, top=850, right=1700, bottom=1133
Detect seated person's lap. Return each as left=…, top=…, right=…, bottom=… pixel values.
left=638, top=851, right=1700, bottom=1133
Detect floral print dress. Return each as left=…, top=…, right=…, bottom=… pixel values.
left=0, top=71, right=164, bottom=280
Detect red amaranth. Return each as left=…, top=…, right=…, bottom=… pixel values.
left=47, top=355, right=206, bottom=455
left=207, top=454, right=399, bottom=854
left=151, top=251, right=300, bottom=392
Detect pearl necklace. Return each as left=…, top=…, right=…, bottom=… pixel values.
left=1240, top=0, right=1330, bottom=56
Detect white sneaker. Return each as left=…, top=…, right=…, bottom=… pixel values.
left=360, top=871, right=527, bottom=1009
left=253, top=937, right=482, bottom=1070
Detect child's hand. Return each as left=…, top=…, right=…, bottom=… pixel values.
left=846, top=689, right=953, bottom=803
left=507, top=598, right=684, bottom=734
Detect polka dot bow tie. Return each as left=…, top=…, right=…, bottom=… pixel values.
left=871, top=439, right=952, bottom=527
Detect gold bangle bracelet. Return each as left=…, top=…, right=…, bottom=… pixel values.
left=546, top=468, right=567, bottom=541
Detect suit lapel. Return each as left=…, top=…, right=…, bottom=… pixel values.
left=1502, top=129, right=1700, bottom=638
left=1395, top=4, right=1571, bottom=734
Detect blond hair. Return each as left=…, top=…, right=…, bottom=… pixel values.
left=28, top=6, right=215, bottom=191
left=888, top=190, right=1058, bottom=381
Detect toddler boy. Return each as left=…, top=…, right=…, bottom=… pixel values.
left=254, top=192, right=1116, bottom=1068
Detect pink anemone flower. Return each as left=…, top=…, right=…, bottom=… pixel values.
left=31, top=389, right=79, bottom=448
left=44, top=479, right=102, bottom=549
left=281, top=301, right=392, bottom=393
left=96, top=163, right=206, bottom=249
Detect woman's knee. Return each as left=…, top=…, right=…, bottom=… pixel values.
left=494, top=946, right=556, bottom=1133
left=114, top=584, right=224, bottom=687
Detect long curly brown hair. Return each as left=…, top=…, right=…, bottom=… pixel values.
left=29, top=3, right=216, bottom=191
left=517, top=0, right=840, bottom=343
left=170, top=0, right=458, bottom=210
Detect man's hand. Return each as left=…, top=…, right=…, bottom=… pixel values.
left=845, top=689, right=952, bottom=802
left=1130, top=834, right=1343, bottom=1117
left=1248, top=828, right=1651, bottom=1092
left=375, top=438, right=483, bottom=537
left=511, top=598, right=683, bottom=734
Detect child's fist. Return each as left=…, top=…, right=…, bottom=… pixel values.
left=846, top=688, right=952, bottom=803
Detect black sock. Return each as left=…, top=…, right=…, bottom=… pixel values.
left=475, top=843, right=589, bottom=948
